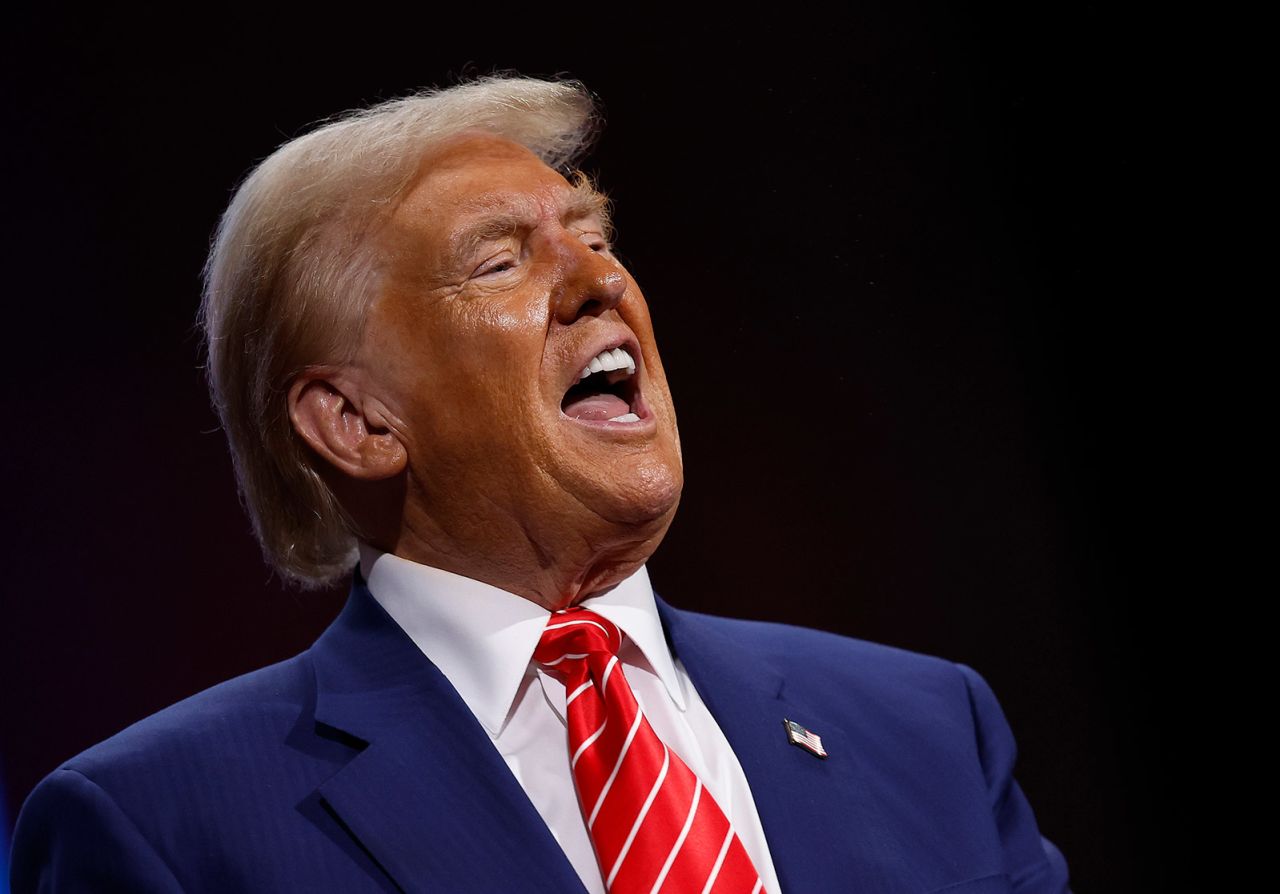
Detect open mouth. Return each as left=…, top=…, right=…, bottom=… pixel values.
left=561, top=345, right=645, bottom=424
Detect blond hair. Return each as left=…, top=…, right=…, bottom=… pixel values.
left=199, top=76, right=598, bottom=587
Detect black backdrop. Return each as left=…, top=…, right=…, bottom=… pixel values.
left=3, top=5, right=1175, bottom=890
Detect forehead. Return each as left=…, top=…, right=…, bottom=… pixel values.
left=392, top=133, right=579, bottom=233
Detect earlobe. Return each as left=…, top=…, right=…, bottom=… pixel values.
left=288, top=373, right=407, bottom=481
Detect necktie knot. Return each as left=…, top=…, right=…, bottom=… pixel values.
left=534, top=608, right=622, bottom=670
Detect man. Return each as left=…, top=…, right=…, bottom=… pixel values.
left=10, top=76, right=1070, bottom=893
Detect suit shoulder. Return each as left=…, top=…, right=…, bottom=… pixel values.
left=680, top=607, right=959, bottom=673
left=57, top=650, right=314, bottom=784
left=669, top=606, right=974, bottom=709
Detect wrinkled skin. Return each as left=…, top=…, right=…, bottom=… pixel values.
left=289, top=133, right=684, bottom=609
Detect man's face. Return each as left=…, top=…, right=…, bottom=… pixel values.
left=356, top=133, right=683, bottom=569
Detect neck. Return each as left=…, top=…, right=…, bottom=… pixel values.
left=369, top=500, right=673, bottom=611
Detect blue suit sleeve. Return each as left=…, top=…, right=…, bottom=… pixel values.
left=9, top=767, right=184, bottom=893
left=955, top=663, right=1072, bottom=894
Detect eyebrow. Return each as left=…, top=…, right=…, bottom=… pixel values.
left=449, top=180, right=613, bottom=263
left=564, top=178, right=612, bottom=231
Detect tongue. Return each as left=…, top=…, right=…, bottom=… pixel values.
left=563, top=392, right=631, bottom=421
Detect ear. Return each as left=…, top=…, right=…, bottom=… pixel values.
left=287, top=371, right=407, bottom=481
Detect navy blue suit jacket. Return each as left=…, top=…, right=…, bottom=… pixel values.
left=11, top=574, right=1070, bottom=892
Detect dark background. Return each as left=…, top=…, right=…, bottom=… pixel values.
left=3, top=5, right=1178, bottom=890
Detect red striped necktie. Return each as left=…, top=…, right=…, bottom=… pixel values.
left=534, top=607, right=767, bottom=894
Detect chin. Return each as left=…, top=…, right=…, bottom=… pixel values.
left=595, top=457, right=684, bottom=529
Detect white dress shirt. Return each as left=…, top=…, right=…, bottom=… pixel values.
left=358, top=545, right=782, bottom=894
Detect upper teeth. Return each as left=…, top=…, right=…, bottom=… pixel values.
left=579, top=347, right=637, bottom=380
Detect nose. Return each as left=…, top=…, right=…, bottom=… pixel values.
left=552, top=236, right=626, bottom=325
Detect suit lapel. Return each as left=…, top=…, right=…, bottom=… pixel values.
left=307, top=576, right=587, bottom=894
left=656, top=596, right=925, bottom=894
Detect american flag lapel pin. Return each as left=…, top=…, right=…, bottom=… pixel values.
left=783, top=719, right=828, bottom=759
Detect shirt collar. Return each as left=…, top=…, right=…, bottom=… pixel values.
left=357, top=544, right=685, bottom=737
left=579, top=569, right=687, bottom=713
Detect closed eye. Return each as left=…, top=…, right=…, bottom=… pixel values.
left=473, top=254, right=517, bottom=278
left=581, top=233, right=611, bottom=254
